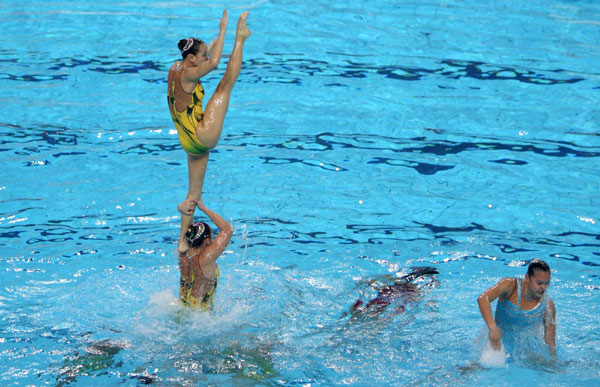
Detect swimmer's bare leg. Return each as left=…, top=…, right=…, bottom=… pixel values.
left=195, top=12, right=251, bottom=148
left=177, top=152, right=209, bottom=252
left=177, top=152, right=209, bottom=214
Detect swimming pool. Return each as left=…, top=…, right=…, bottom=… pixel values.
left=1, top=0, right=599, bottom=385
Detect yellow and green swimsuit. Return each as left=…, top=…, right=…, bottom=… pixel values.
left=179, top=266, right=219, bottom=311
left=167, top=66, right=210, bottom=155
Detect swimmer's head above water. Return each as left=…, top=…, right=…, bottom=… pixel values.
left=178, top=38, right=206, bottom=60
left=526, top=259, right=550, bottom=277
left=185, top=221, right=212, bottom=248
left=525, top=259, right=551, bottom=298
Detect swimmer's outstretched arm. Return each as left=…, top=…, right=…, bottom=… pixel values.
left=182, top=9, right=228, bottom=82
left=207, top=10, right=228, bottom=68
left=206, top=11, right=227, bottom=62
left=197, top=201, right=233, bottom=261
left=477, top=277, right=515, bottom=351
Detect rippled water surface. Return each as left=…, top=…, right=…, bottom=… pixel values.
left=1, top=0, right=599, bottom=385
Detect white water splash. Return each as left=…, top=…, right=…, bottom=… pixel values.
left=479, top=340, right=508, bottom=368
left=132, top=289, right=250, bottom=345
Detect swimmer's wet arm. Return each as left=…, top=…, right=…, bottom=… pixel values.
left=186, top=10, right=228, bottom=81
left=205, top=10, right=227, bottom=70
left=477, top=278, right=514, bottom=350
left=477, top=292, right=502, bottom=351
left=544, top=298, right=557, bottom=354
left=198, top=202, right=233, bottom=259
left=198, top=202, right=232, bottom=235
left=477, top=293, right=496, bottom=330
left=477, top=278, right=509, bottom=327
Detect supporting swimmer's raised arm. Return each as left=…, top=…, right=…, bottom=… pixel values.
left=197, top=200, right=233, bottom=261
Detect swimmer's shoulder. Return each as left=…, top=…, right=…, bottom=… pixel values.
left=169, top=61, right=183, bottom=73
left=497, top=277, right=518, bottom=300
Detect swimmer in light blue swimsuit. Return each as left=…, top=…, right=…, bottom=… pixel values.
left=494, top=277, right=548, bottom=353
left=477, top=260, right=557, bottom=356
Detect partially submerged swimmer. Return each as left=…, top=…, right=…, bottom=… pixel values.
left=178, top=201, right=233, bottom=311
left=57, top=339, right=132, bottom=385
left=351, top=266, right=439, bottom=318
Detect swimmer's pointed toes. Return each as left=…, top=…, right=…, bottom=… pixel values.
left=237, top=12, right=251, bottom=39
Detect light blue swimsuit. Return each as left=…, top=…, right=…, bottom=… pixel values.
left=495, top=278, right=548, bottom=355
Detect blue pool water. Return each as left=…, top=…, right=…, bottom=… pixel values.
left=1, top=0, right=599, bottom=385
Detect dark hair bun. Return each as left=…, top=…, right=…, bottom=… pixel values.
left=178, top=39, right=188, bottom=51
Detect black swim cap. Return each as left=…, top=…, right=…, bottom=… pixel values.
left=527, top=259, right=550, bottom=277
left=185, top=222, right=212, bottom=248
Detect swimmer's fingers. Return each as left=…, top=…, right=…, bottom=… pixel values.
left=177, top=199, right=197, bottom=215
left=219, top=9, right=228, bottom=31
left=488, top=326, right=502, bottom=351
left=490, top=338, right=501, bottom=351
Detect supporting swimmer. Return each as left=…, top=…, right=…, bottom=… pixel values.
left=178, top=200, right=233, bottom=311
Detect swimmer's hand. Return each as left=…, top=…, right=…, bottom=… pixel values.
left=219, top=9, right=228, bottom=33
left=488, top=325, right=502, bottom=351
left=177, top=199, right=197, bottom=215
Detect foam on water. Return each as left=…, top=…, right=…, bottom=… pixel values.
left=133, top=289, right=251, bottom=343
left=479, top=340, right=508, bottom=368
